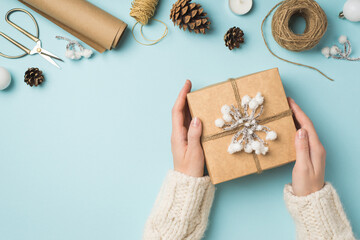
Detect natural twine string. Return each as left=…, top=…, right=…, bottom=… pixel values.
left=130, top=0, right=167, bottom=45
left=261, top=0, right=334, bottom=81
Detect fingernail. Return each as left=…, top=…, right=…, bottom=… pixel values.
left=192, top=117, right=199, bottom=127
left=298, top=128, right=307, bottom=139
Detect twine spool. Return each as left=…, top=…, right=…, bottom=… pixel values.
left=272, top=0, right=327, bottom=52
left=261, top=0, right=334, bottom=81
left=130, top=0, right=167, bottom=45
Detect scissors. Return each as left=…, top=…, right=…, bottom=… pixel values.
left=0, top=8, right=63, bottom=68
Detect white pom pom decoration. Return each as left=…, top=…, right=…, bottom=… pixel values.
left=321, top=47, right=330, bottom=58
left=249, top=98, right=259, bottom=110
left=244, top=144, right=253, bottom=153
left=215, top=118, right=225, bottom=128
left=251, top=141, right=261, bottom=151
left=330, top=45, right=340, bottom=55
left=241, top=95, right=251, bottom=106
left=228, top=143, right=242, bottom=154
left=221, top=105, right=231, bottom=114
left=223, top=114, right=233, bottom=122
left=266, top=131, right=277, bottom=141
left=255, top=92, right=264, bottom=105
left=322, top=36, right=360, bottom=61
left=65, top=49, right=76, bottom=59
left=215, top=92, right=279, bottom=155
left=82, top=48, right=93, bottom=58
left=338, top=35, right=347, bottom=44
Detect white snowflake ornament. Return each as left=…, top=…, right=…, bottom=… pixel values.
left=321, top=36, right=360, bottom=61
left=215, top=92, right=277, bottom=155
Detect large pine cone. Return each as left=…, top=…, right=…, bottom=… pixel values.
left=170, top=0, right=211, bottom=34
left=24, top=68, right=44, bottom=87
left=224, top=27, right=244, bottom=50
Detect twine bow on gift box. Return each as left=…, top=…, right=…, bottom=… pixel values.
left=201, top=78, right=293, bottom=174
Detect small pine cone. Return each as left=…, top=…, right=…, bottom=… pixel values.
left=224, top=27, right=244, bottom=50
left=24, top=68, right=44, bottom=87
left=170, top=0, right=211, bottom=34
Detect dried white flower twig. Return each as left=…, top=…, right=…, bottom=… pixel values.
left=215, top=92, right=277, bottom=155
left=56, top=36, right=93, bottom=60
left=322, top=35, right=360, bottom=61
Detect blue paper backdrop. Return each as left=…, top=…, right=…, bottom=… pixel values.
left=0, top=0, right=359, bottom=239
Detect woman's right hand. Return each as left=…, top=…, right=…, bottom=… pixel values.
left=288, top=98, right=326, bottom=196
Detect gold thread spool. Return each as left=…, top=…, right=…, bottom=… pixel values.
left=130, top=0, right=167, bottom=45
left=261, top=0, right=334, bottom=81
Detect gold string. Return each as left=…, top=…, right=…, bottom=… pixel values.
left=261, top=1, right=334, bottom=81
left=131, top=19, right=168, bottom=46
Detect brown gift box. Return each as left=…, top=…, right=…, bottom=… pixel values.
left=187, top=68, right=296, bottom=184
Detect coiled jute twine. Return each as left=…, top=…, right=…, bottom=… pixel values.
left=261, top=0, right=333, bottom=81
left=130, top=0, right=168, bottom=46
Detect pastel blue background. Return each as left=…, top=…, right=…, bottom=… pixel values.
left=0, top=0, right=359, bottom=239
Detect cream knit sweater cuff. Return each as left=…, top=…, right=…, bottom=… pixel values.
left=284, top=183, right=356, bottom=240
left=143, top=170, right=215, bottom=240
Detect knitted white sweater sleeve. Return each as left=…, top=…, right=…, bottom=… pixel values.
left=284, top=183, right=356, bottom=240
left=143, top=170, right=215, bottom=240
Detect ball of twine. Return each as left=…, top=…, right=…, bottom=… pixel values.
left=130, top=0, right=158, bottom=25
left=271, top=0, right=327, bottom=52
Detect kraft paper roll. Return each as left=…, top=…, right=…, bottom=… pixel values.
left=19, top=0, right=127, bottom=53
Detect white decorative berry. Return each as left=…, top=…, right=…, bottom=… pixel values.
left=241, top=95, right=251, bottom=106
left=82, top=48, right=93, bottom=58
left=223, top=114, right=233, bottom=122
left=215, top=93, right=277, bottom=155
left=322, top=36, right=360, bottom=61
left=254, top=92, right=264, bottom=105
left=0, top=66, right=11, bottom=90
left=249, top=98, right=259, bottom=110
left=266, top=131, right=277, bottom=141
left=321, top=47, right=330, bottom=58
left=244, top=144, right=253, bottom=153
left=221, top=105, right=231, bottom=114
left=330, top=45, right=340, bottom=55
left=215, top=118, right=225, bottom=127
left=338, top=35, right=347, bottom=44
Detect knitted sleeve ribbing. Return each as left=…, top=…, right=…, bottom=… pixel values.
left=284, top=183, right=356, bottom=240
left=143, top=170, right=215, bottom=240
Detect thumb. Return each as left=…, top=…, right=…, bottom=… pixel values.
left=187, top=117, right=203, bottom=148
left=187, top=117, right=204, bottom=159
left=295, top=128, right=312, bottom=169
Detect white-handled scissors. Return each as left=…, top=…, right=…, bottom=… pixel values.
left=0, top=8, right=63, bottom=68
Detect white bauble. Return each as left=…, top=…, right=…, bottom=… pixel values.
left=0, top=67, right=11, bottom=90
left=343, top=0, right=360, bottom=22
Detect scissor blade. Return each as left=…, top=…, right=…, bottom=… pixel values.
left=40, top=49, right=63, bottom=62
left=39, top=53, right=61, bottom=69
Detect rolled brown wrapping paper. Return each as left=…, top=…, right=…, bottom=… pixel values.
left=19, top=0, right=127, bottom=53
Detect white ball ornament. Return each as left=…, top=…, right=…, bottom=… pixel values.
left=221, top=105, right=231, bottom=115
left=266, top=131, right=277, bottom=141
left=342, top=0, right=360, bottom=22
left=215, top=118, right=225, bottom=128
left=0, top=67, right=11, bottom=90
left=223, top=114, right=233, bottom=122
left=338, top=35, right=347, bottom=44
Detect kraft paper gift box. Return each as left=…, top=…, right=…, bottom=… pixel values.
left=187, top=68, right=296, bottom=184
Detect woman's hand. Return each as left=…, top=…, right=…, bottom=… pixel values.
left=288, top=98, right=326, bottom=196
left=171, top=80, right=205, bottom=177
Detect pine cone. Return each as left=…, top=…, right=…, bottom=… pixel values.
left=24, top=68, right=44, bottom=87
left=224, top=27, right=244, bottom=50
left=170, top=0, right=210, bottom=34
